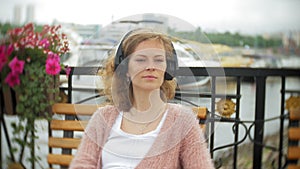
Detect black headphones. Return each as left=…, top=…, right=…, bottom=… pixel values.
left=114, top=29, right=178, bottom=80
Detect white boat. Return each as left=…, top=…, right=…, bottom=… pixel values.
left=173, top=41, right=220, bottom=90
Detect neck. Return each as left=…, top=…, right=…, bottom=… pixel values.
left=132, top=88, right=165, bottom=112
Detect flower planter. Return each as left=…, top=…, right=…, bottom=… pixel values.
left=0, top=23, right=70, bottom=169
left=7, top=162, right=25, bottom=169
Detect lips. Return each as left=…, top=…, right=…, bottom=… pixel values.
left=142, top=75, right=157, bottom=79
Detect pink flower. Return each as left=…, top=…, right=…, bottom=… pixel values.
left=0, top=55, right=8, bottom=71
left=39, top=38, right=50, bottom=48
left=5, top=72, right=21, bottom=87
left=8, top=27, right=23, bottom=37
left=64, top=65, right=71, bottom=77
left=46, top=58, right=61, bottom=75
left=23, top=23, right=34, bottom=33
left=0, top=45, right=8, bottom=71
left=8, top=56, right=25, bottom=74
left=41, top=25, right=50, bottom=35
left=25, top=40, right=35, bottom=49
left=47, top=52, right=60, bottom=62
left=6, top=44, right=14, bottom=56
left=0, top=45, right=5, bottom=54
left=13, top=43, right=20, bottom=51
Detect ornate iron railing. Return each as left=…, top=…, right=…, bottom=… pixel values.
left=1, top=66, right=300, bottom=169
left=58, top=66, right=300, bottom=169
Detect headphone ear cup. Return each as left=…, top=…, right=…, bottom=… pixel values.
left=114, top=44, right=123, bottom=71
left=116, top=58, right=128, bottom=77
left=164, top=58, right=174, bottom=80
left=164, top=44, right=178, bottom=80
left=164, top=73, right=173, bottom=81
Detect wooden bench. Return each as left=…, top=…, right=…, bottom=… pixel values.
left=48, top=103, right=98, bottom=168
left=287, top=108, right=300, bottom=169
left=48, top=103, right=208, bottom=168
left=192, top=106, right=208, bottom=130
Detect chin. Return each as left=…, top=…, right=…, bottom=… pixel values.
left=133, top=83, right=162, bottom=91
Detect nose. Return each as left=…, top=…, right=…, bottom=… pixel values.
left=145, top=60, right=156, bottom=71
left=145, top=66, right=155, bottom=71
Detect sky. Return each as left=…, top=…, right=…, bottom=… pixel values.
left=0, top=0, right=300, bottom=35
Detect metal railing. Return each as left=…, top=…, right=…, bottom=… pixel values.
left=60, top=66, right=300, bottom=169
left=1, top=66, right=299, bottom=169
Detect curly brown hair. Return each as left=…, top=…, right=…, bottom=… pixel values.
left=98, top=29, right=177, bottom=111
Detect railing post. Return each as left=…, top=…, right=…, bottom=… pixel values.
left=0, top=88, right=2, bottom=169
left=278, top=76, right=286, bottom=169
left=233, top=76, right=241, bottom=169
left=253, top=76, right=266, bottom=169
left=62, top=67, right=75, bottom=157
left=210, top=76, right=216, bottom=158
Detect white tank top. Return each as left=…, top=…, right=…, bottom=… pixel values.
left=102, top=110, right=168, bottom=169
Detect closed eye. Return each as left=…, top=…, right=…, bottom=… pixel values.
left=135, top=58, right=146, bottom=62
left=154, top=59, right=165, bottom=62
left=154, top=55, right=165, bottom=63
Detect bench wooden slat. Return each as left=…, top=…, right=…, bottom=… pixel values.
left=47, top=154, right=74, bottom=166
left=50, top=120, right=88, bottom=131
left=52, top=103, right=98, bottom=115
left=287, top=108, right=300, bottom=169
left=288, top=146, right=300, bottom=160
left=49, top=137, right=81, bottom=149
left=290, top=109, right=300, bottom=120
left=192, top=107, right=207, bottom=119
left=199, top=124, right=206, bottom=130
left=287, top=165, right=300, bottom=169
left=289, top=127, right=300, bottom=140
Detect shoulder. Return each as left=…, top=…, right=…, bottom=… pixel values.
left=167, top=103, right=197, bottom=120
left=80, top=105, right=119, bottom=148
left=92, top=105, right=119, bottom=120
left=148, top=103, right=200, bottom=156
left=167, top=103, right=194, bottom=113
left=162, top=103, right=198, bottom=133
left=87, top=105, right=119, bottom=130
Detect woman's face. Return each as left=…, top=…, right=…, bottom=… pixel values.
left=127, top=39, right=167, bottom=92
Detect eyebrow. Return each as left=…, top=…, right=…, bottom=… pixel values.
left=134, top=54, right=165, bottom=58
left=134, top=54, right=147, bottom=58
left=154, top=54, right=165, bottom=57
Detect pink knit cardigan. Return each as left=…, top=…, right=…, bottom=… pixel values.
left=69, top=104, right=215, bottom=169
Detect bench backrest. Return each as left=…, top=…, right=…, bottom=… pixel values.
left=48, top=104, right=98, bottom=168
left=287, top=108, right=300, bottom=169
left=48, top=103, right=207, bottom=168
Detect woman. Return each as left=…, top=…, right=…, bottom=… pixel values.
left=69, top=29, right=215, bottom=169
